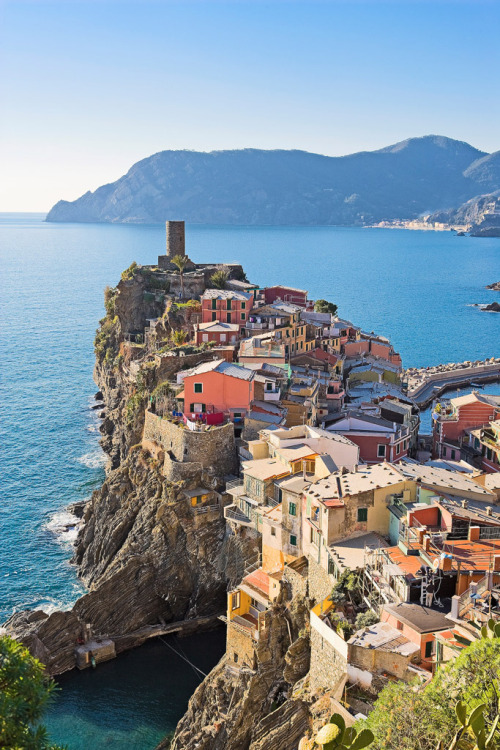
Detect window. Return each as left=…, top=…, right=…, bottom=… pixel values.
left=271, top=527, right=276, bottom=536
left=241, top=312, right=246, bottom=320
left=289, top=502, right=297, bottom=516
left=227, top=312, right=232, bottom=323
left=425, top=640, right=433, bottom=658
left=220, top=334, right=226, bottom=342
left=202, top=334, right=208, bottom=342
left=290, top=534, right=297, bottom=547
left=397, top=620, right=403, bottom=631
left=211, top=299, right=217, bottom=310
left=231, top=592, right=240, bottom=610
left=194, top=383, right=203, bottom=394
left=212, top=312, right=217, bottom=321
left=227, top=299, right=232, bottom=310
left=377, top=444, right=386, bottom=458
left=241, top=301, right=246, bottom=309
left=451, top=449, right=456, bottom=460
left=357, top=507, right=368, bottom=522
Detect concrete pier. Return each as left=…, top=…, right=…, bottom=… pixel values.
left=404, top=359, right=500, bottom=408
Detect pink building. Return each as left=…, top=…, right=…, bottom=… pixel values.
left=432, top=393, right=500, bottom=460
left=381, top=603, right=452, bottom=672
left=180, top=359, right=256, bottom=421
left=263, top=285, right=309, bottom=308
left=201, top=289, right=254, bottom=332
left=327, top=411, right=410, bottom=463
left=343, top=336, right=402, bottom=368
left=194, top=321, right=240, bottom=346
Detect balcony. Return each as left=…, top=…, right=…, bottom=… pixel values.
left=224, top=504, right=253, bottom=526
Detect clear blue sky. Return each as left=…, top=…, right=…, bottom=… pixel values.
left=1, top=0, right=499, bottom=211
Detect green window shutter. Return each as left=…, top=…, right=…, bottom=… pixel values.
left=306, top=497, right=311, bottom=516
left=194, top=383, right=203, bottom=393
left=212, top=299, right=217, bottom=309
left=189, top=403, right=195, bottom=412
left=289, top=502, right=296, bottom=517
left=290, top=535, right=297, bottom=546
left=357, top=507, right=368, bottom=522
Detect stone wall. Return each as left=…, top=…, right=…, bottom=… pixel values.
left=143, top=411, right=237, bottom=477
left=155, top=350, right=219, bottom=381
left=310, top=613, right=348, bottom=693
left=226, top=621, right=257, bottom=669
left=348, top=642, right=419, bottom=680
left=307, top=555, right=333, bottom=605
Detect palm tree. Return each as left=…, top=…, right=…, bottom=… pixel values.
left=210, top=268, right=229, bottom=290
left=171, top=329, right=188, bottom=346
left=171, top=254, right=189, bottom=299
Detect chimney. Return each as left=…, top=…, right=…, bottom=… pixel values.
left=440, top=553, right=453, bottom=572
left=423, top=535, right=430, bottom=553
left=461, top=499, right=468, bottom=509
left=468, top=526, right=480, bottom=541
left=417, top=528, right=425, bottom=545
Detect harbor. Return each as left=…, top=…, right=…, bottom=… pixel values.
left=404, top=358, right=500, bottom=408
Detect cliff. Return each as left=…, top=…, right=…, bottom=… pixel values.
left=427, top=189, right=500, bottom=237
left=3, top=262, right=257, bottom=674
left=45, top=136, right=500, bottom=227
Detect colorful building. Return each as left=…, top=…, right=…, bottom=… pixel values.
left=432, top=392, right=500, bottom=460
left=263, top=285, right=309, bottom=308
left=194, top=320, right=241, bottom=345
left=201, top=289, right=254, bottom=331
left=179, top=359, right=257, bottom=421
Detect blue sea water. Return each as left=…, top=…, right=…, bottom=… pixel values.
left=0, top=213, right=499, bottom=748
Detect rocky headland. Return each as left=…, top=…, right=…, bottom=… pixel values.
left=486, top=281, right=500, bottom=291
left=45, top=136, right=500, bottom=227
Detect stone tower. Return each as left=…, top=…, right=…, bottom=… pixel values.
left=165, top=221, right=185, bottom=259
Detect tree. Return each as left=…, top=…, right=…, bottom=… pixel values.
left=171, top=329, right=188, bottom=346
left=170, top=254, right=189, bottom=299
left=0, top=635, right=65, bottom=749
left=314, top=299, right=338, bottom=316
left=355, top=610, right=379, bottom=631
left=209, top=268, right=229, bottom=290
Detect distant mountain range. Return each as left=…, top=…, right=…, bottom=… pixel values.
left=46, top=136, right=500, bottom=226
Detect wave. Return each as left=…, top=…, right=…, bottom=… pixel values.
left=45, top=510, right=82, bottom=545
left=77, top=450, right=107, bottom=469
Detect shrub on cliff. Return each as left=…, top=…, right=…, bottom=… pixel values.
left=361, top=637, right=500, bottom=750
left=0, top=635, right=65, bottom=749
left=121, top=261, right=138, bottom=281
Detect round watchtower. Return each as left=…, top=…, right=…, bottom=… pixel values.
left=166, top=221, right=185, bottom=258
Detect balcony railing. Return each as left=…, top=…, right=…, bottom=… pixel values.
left=224, top=504, right=253, bottom=526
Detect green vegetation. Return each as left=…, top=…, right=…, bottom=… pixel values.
left=305, top=713, right=373, bottom=749
left=209, top=268, right=229, bottom=289
left=94, top=315, right=119, bottom=363
left=315, top=299, right=338, bottom=316
left=361, top=637, right=500, bottom=750
left=104, top=285, right=117, bottom=317
left=170, top=254, right=189, bottom=299
left=121, top=261, right=139, bottom=281
left=330, top=569, right=363, bottom=606
left=0, top=635, right=65, bottom=750
left=171, top=330, right=188, bottom=346
left=354, top=611, right=379, bottom=631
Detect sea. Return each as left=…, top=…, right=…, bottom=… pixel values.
left=0, top=213, right=499, bottom=748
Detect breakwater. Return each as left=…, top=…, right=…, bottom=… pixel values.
left=404, top=358, right=500, bottom=407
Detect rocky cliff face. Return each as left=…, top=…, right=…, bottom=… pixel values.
left=427, top=189, right=500, bottom=236
left=3, top=265, right=259, bottom=675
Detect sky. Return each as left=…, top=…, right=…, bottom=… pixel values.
left=1, top=0, right=499, bottom=211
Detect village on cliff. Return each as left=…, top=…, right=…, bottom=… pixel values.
left=15, top=220, right=500, bottom=746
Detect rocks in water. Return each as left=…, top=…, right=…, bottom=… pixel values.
left=486, top=281, right=500, bottom=290
left=95, top=390, right=104, bottom=400
left=483, top=301, right=500, bottom=312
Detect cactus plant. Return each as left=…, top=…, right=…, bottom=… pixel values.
left=436, top=701, right=499, bottom=750
left=313, top=713, right=374, bottom=749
